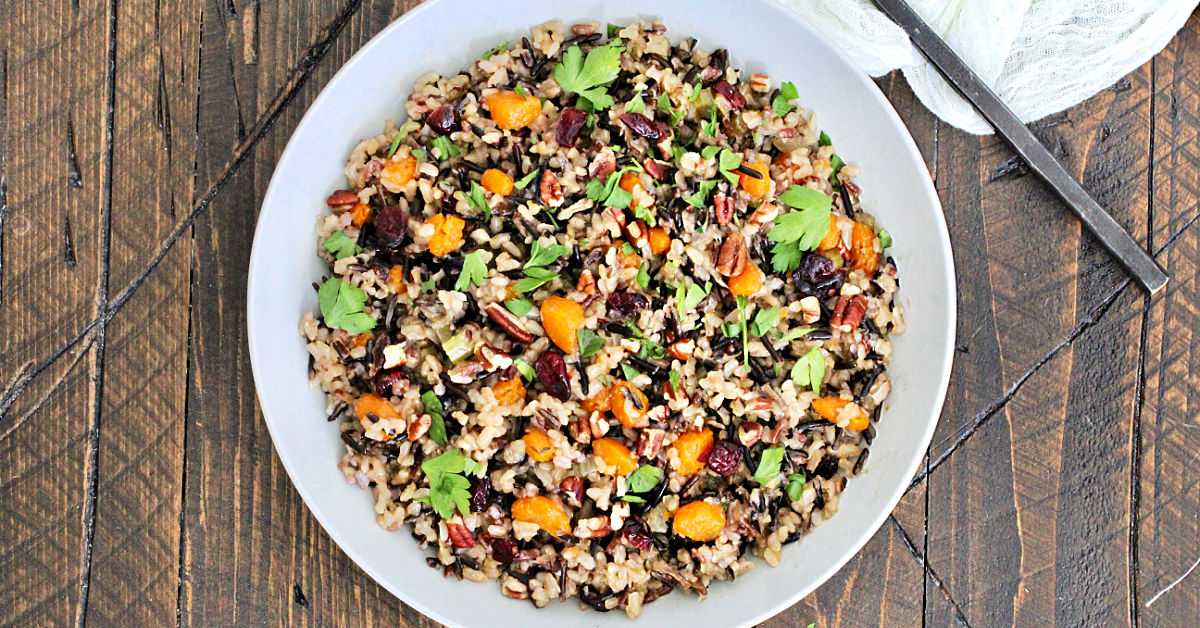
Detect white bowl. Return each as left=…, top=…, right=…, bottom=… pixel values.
left=247, top=1, right=956, bottom=625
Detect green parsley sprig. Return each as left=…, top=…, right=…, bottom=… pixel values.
left=753, top=447, right=785, bottom=485
left=790, top=347, right=825, bottom=393
left=322, top=231, right=362, bottom=260
left=318, top=278, right=375, bottom=333
left=554, top=41, right=624, bottom=110
left=767, top=186, right=833, bottom=272
left=415, top=449, right=482, bottom=519
left=454, top=251, right=488, bottom=291
left=421, top=391, right=448, bottom=445
left=772, top=81, right=799, bottom=117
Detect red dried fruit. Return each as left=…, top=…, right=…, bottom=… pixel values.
left=622, top=516, right=654, bottom=551
left=556, top=106, right=588, bottom=147
left=447, top=522, right=476, bottom=549
left=706, top=440, right=743, bottom=476
left=712, top=80, right=746, bottom=110
left=619, top=113, right=661, bottom=141
left=606, top=291, right=649, bottom=319
left=427, top=105, right=460, bottom=136
left=468, top=475, right=491, bottom=512
left=535, top=351, right=571, bottom=401
left=373, top=368, right=409, bottom=397
left=374, top=204, right=409, bottom=250
left=489, top=536, right=519, bottom=563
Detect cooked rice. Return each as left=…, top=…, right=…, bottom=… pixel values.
left=302, top=20, right=903, bottom=618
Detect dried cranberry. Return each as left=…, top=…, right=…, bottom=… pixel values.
left=793, top=252, right=843, bottom=297
left=706, top=439, right=743, bottom=476
left=373, top=368, right=408, bottom=397
left=489, top=536, right=519, bottom=563
left=374, top=204, right=409, bottom=250
left=535, top=351, right=571, bottom=401
left=622, top=516, right=654, bottom=551
left=468, top=475, right=491, bottom=512
left=712, top=80, right=746, bottom=110
left=556, top=107, right=588, bottom=147
left=606, top=291, right=649, bottom=319
left=427, top=106, right=459, bottom=136
left=619, top=113, right=661, bottom=141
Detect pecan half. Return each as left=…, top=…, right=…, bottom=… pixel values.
left=667, top=338, right=695, bottom=361
left=447, top=521, right=476, bottom=549
left=484, top=304, right=533, bottom=343
left=714, top=194, right=734, bottom=226
left=715, top=233, right=748, bottom=277
left=643, top=158, right=668, bottom=181
left=408, top=414, right=431, bottom=441
left=841, top=294, right=868, bottom=329
left=830, top=294, right=850, bottom=327
left=326, top=189, right=359, bottom=207
left=569, top=415, right=593, bottom=444
left=559, top=476, right=585, bottom=505
left=576, top=269, right=597, bottom=295
left=540, top=170, right=563, bottom=207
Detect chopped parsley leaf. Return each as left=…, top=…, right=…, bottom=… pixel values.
left=626, top=92, right=645, bottom=114
left=790, top=347, right=825, bottom=393
left=525, top=240, right=571, bottom=268
left=753, top=447, right=785, bottom=485
left=430, top=136, right=459, bottom=160
left=322, top=231, right=361, bottom=260
left=421, top=390, right=447, bottom=445
left=414, top=449, right=477, bottom=519
left=577, top=328, right=605, bottom=358
left=466, top=181, right=491, bottom=220
left=772, top=81, right=799, bottom=117
left=454, top=250, right=488, bottom=291
left=504, top=298, right=534, bottom=317
left=318, top=278, right=375, bottom=333
left=554, top=41, right=624, bottom=110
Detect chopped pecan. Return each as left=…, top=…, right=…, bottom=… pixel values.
left=643, top=158, right=668, bottom=181
left=667, top=338, right=695, bottom=361
left=408, top=414, right=431, bottom=441
left=570, top=22, right=597, bottom=35
left=589, top=148, right=616, bottom=180
left=326, top=189, right=359, bottom=207
left=799, top=296, right=821, bottom=325
left=715, top=233, right=748, bottom=277
left=448, top=360, right=485, bottom=384
left=540, top=170, right=563, bottom=207
left=830, top=294, right=850, bottom=327
left=713, top=194, right=734, bottom=226
left=475, top=344, right=513, bottom=371
left=738, top=422, right=763, bottom=447
left=778, top=127, right=799, bottom=139
left=636, top=429, right=666, bottom=458
left=841, top=294, right=868, bottom=329
left=484, top=303, right=533, bottom=343
left=712, top=80, right=746, bottom=111
left=588, top=412, right=611, bottom=439
left=574, top=516, right=611, bottom=539
left=559, top=476, right=585, bottom=505
left=569, top=415, right=593, bottom=444
left=576, top=269, right=597, bottom=295
left=447, top=521, right=476, bottom=549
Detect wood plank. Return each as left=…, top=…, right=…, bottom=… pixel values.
left=81, top=0, right=202, bottom=622
left=923, top=56, right=1152, bottom=626
left=181, top=2, right=434, bottom=626
left=0, top=1, right=112, bottom=625
left=1140, top=12, right=1200, bottom=625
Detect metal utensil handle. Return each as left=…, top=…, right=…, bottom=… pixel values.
left=872, top=0, right=1168, bottom=294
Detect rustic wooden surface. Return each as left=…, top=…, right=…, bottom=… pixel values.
left=1, top=1, right=1198, bottom=626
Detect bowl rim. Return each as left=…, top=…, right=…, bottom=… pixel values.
left=246, top=1, right=956, bottom=625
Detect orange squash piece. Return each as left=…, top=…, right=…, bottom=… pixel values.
left=811, top=397, right=870, bottom=431
left=848, top=221, right=879, bottom=277
left=669, top=428, right=714, bottom=475
left=492, top=376, right=526, bottom=405
left=540, top=296, right=584, bottom=353
left=511, top=495, right=571, bottom=537
left=581, top=385, right=614, bottom=413
left=592, top=438, right=638, bottom=476
left=481, top=168, right=515, bottom=196
left=672, top=501, right=726, bottom=542
left=647, top=226, right=671, bottom=256
left=737, top=160, right=770, bottom=198
left=728, top=262, right=763, bottom=296
left=609, top=381, right=650, bottom=428
left=349, top=202, right=372, bottom=227
left=523, top=429, right=556, bottom=462
left=817, top=214, right=841, bottom=251
left=485, top=90, right=543, bottom=130
left=380, top=156, right=417, bottom=190
left=425, top=213, right=466, bottom=257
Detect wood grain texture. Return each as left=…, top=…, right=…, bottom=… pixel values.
left=923, top=53, right=1152, bottom=627
left=2, top=2, right=1200, bottom=627
left=0, top=1, right=112, bottom=626
left=1139, top=12, right=1200, bottom=625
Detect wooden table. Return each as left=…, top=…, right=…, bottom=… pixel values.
left=2, top=2, right=1198, bottom=626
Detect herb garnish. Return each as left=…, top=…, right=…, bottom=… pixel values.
left=636, top=264, right=651, bottom=289
left=514, top=168, right=539, bottom=190
left=480, top=40, right=509, bottom=59
left=790, top=347, right=825, bottom=393
left=749, top=306, right=779, bottom=337
left=577, top=328, right=604, bottom=358
left=668, top=369, right=681, bottom=391
left=623, top=465, right=662, bottom=501
left=554, top=41, right=624, bottom=110
left=514, top=358, right=536, bottom=381
left=753, top=447, right=785, bottom=485
left=767, top=186, right=833, bottom=272
left=385, top=134, right=403, bottom=159
left=504, top=298, right=534, bottom=317
left=421, top=390, right=448, bottom=445
left=430, top=136, right=459, bottom=160
left=514, top=267, right=559, bottom=293
left=318, top=278, right=375, bottom=333
left=454, top=251, right=488, bottom=291
left=525, top=240, right=571, bottom=268
left=586, top=164, right=643, bottom=209
left=772, top=81, right=799, bottom=117
left=414, top=449, right=481, bottom=519
left=626, top=92, right=645, bottom=114
left=620, top=363, right=641, bottom=381
left=786, top=472, right=807, bottom=501
left=466, top=181, right=491, bottom=220
left=878, top=229, right=893, bottom=249
left=684, top=180, right=719, bottom=208
left=322, top=231, right=362, bottom=260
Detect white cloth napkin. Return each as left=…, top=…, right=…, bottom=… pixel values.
left=781, top=0, right=1196, bottom=134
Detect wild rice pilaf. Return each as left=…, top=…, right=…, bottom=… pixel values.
left=302, top=20, right=903, bottom=617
